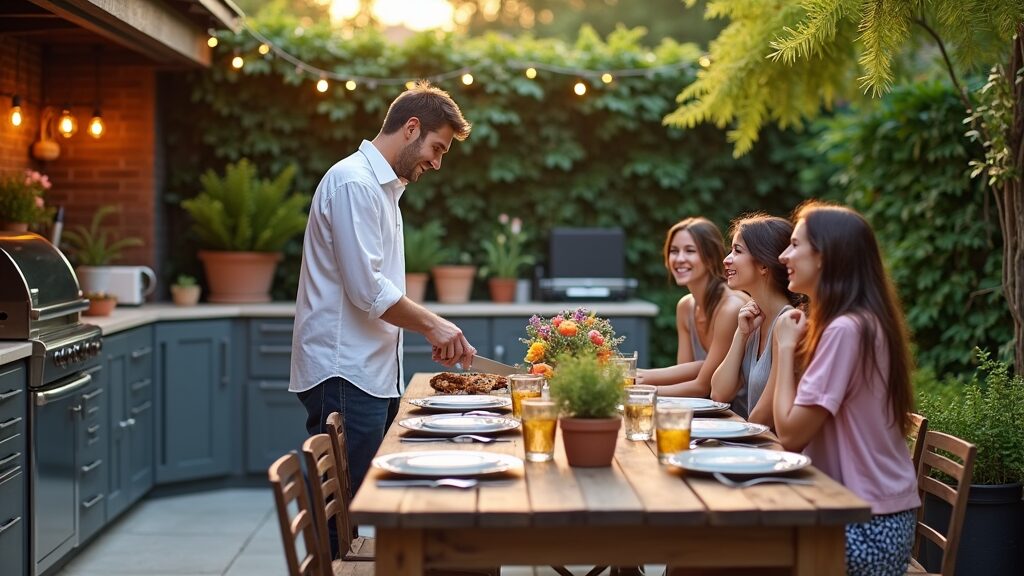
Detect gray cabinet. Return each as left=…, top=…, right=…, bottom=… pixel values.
left=245, top=319, right=307, bottom=473
left=104, top=326, right=154, bottom=521
left=0, top=361, right=27, bottom=576
left=155, top=321, right=232, bottom=483
left=77, top=365, right=108, bottom=544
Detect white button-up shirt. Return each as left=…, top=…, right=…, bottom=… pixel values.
left=290, top=140, right=406, bottom=397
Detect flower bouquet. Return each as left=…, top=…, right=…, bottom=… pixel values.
left=520, top=307, right=626, bottom=378
left=0, top=170, right=55, bottom=231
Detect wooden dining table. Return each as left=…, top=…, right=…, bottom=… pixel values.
left=350, top=373, right=871, bottom=575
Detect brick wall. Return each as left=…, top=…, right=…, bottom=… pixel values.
left=1, top=38, right=157, bottom=268
left=0, top=38, right=42, bottom=174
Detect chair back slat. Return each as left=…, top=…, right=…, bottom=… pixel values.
left=907, top=413, right=928, bottom=474
left=326, top=412, right=353, bottom=499
left=303, top=433, right=356, bottom=564
left=913, top=430, right=977, bottom=576
left=269, top=451, right=327, bottom=576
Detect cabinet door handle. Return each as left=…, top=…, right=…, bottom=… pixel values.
left=493, top=344, right=505, bottom=363
left=0, top=451, right=21, bottom=468
left=0, top=416, right=22, bottom=430
left=119, top=419, right=131, bottom=429
left=82, top=494, right=105, bottom=509
left=130, top=378, right=152, bottom=392
left=0, top=463, right=20, bottom=484
left=0, top=388, right=23, bottom=402
left=259, top=323, right=293, bottom=334
left=81, top=459, right=103, bottom=474
left=221, top=339, right=230, bottom=385
left=81, top=388, right=104, bottom=401
left=257, top=345, right=291, bottom=354
left=130, top=401, right=151, bottom=416
left=87, top=424, right=100, bottom=435
left=0, top=516, right=21, bottom=535
left=131, top=346, right=153, bottom=359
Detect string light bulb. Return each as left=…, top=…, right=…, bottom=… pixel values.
left=345, top=80, right=357, bottom=91
left=88, top=110, right=105, bottom=138
left=525, top=67, right=537, bottom=79
left=573, top=81, right=587, bottom=96
left=461, top=73, right=474, bottom=86
left=258, top=43, right=270, bottom=55
left=9, top=95, right=23, bottom=127
left=231, top=54, right=244, bottom=69
left=207, top=36, right=218, bottom=48
left=601, top=73, right=613, bottom=84
left=316, top=77, right=329, bottom=93
left=57, top=108, right=78, bottom=138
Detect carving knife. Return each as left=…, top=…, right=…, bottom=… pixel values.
left=456, top=355, right=519, bottom=376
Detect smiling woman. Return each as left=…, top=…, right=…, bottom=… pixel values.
left=331, top=0, right=455, bottom=30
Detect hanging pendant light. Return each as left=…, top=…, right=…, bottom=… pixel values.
left=88, top=109, right=104, bottom=138
left=57, top=107, right=77, bottom=138
left=88, top=46, right=105, bottom=139
left=9, top=95, right=23, bottom=127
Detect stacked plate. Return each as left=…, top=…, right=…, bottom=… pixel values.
left=408, top=394, right=511, bottom=412
left=668, top=447, right=811, bottom=475
left=374, top=450, right=523, bottom=477
left=399, top=414, right=520, bottom=436
left=690, top=419, right=769, bottom=439
left=658, top=397, right=731, bottom=414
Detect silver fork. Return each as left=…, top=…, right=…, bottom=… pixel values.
left=692, top=438, right=774, bottom=449
left=376, top=478, right=481, bottom=489
left=712, top=472, right=814, bottom=488
left=400, top=434, right=509, bottom=444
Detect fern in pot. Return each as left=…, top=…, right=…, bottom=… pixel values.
left=181, top=159, right=307, bottom=303
left=62, top=205, right=143, bottom=295
left=548, top=354, right=624, bottom=467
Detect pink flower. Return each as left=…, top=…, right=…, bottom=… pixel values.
left=35, top=196, right=44, bottom=208
left=588, top=330, right=604, bottom=346
left=511, top=217, right=522, bottom=234
left=498, top=213, right=509, bottom=224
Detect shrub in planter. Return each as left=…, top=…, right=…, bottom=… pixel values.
left=548, top=354, right=624, bottom=467
left=916, top=350, right=1024, bottom=575
left=404, top=221, right=451, bottom=303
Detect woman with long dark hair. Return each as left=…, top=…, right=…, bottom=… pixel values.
left=710, top=214, right=802, bottom=423
left=774, top=201, right=919, bottom=576
left=637, top=217, right=747, bottom=396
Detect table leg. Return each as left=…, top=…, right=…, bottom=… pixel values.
left=375, top=528, right=425, bottom=576
left=794, top=525, right=845, bottom=575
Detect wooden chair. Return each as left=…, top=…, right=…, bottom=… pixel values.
left=324, top=412, right=373, bottom=559
left=268, top=452, right=345, bottom=576
left=907, top=430, right=976, bottom=576
left=907, top=413, right=929, bottom=474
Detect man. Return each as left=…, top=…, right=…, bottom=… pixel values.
left=290, top=81, right=476, bottom=495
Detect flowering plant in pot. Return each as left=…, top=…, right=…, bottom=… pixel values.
left=0, top=170, right=55, bottom=231
left=181, top=159, right=307, bottom=303
left=520, top=307, right=626, bottom=378
left=547, top=353, right=624, bottom=467
left=478, top=213, right=533, bottom=303
left=404, top=221, right=451, bottom=303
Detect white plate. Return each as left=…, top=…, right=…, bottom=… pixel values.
left=668, top=447, right=811, bottom=475
left=658, top=397, right=731, bottom=414
left=373, top=450, right=523, bottom=477
left=408, top=395, right=511, bottom=411
left=400, top=414, right=520, bottom=436
left=691, top=419, right=770, bottom=439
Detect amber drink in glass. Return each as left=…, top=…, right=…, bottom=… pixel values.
left=623, top=384, right=657, bottom=441
left=509, top=374, right=544, bottom=419
left=612, top=353, right=638, bottom=389
left=656, top=404, right=693, bottom=464
left=520, top=398, right=558, bottom=462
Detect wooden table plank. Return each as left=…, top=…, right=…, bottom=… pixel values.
left=793, top=468, right=873, bottom=524
left=524, top=429, right=588, bottom=526
left=614, top=437, right=706, bottom=525
left=574, top=460, right=646, bottom=525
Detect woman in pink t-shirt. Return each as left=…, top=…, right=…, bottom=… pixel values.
left=773, top=201, right=920, bottom=576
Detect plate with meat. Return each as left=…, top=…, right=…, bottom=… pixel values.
left=429, top=372, right=508, bottom=395
left=408, top=394, right=512, bottom=412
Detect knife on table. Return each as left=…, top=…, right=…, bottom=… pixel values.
left=455, top=355, right=519, bottom=376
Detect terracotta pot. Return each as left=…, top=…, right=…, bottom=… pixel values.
left=0, top=221, right=29, bottom=233
left=198, top=250, right=282, bottom=303
left=84, top=297, right=117, bottom=317
left=431, top=265, right=476, bottom=304
left=405, top=272, right=429, bottom=303
left=170, top=285, right=201, bottom=306
left=488, top=277, right=517, bottom=303
left=559, top=417, right=621, bottom=467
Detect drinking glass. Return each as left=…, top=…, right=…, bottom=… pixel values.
left=520, top=398, right=559, bottom=462
left=623, top=385, right=657, bottom=441
left=612, top=353, right=638, bottom=388
left=655, top=404, right=693, bottom=464
left=509, top=374, right=544, bottom=419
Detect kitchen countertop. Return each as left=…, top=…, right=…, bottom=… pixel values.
left=86, top=299, right=660, bottom=336
left=0, top=341, right=33, bottom=364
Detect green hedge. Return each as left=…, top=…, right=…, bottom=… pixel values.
left=162, top=15, right=818, bottom=367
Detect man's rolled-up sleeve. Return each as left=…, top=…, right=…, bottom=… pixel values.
left=327, top=181, right=403, bottom=318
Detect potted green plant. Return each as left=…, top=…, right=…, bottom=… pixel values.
left=917, top=350, right=1024, bottom=575
left=83, top=291, right=117, bottom=317
left=181, top=159, right=307, bottom=303
left=547, top=353, right=624, bottom=467
left=404, top=221, right=452, bottom=303
left=62, top=205, right=143, bottom=294
left=0, top=170, right=55, bottom=232
left=431, top=251, right=476, bottom=304
left=479, top=214, right=534, bottom=303
left=170, top=274, right=201, bottom=306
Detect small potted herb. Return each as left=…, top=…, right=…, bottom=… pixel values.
left=547, top=354, right=624, bottom=467
left=170, top=274, right=201, bottom=307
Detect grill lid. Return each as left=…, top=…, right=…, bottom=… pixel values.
left=0, top=231, right=86, bottom=339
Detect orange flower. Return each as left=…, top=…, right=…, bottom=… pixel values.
left=557, top=320, right=578, bottom=337
left=525, top=341, right=546, bottom=363
left=530, top=362, right=554, bottom=379
left=596, top=347, right=612, bottom=363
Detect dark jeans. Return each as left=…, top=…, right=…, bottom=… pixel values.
left=297, top=376, right=399, bottom=558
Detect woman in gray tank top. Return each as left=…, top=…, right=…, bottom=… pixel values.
left=710, top=214, right=803, bottom=423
